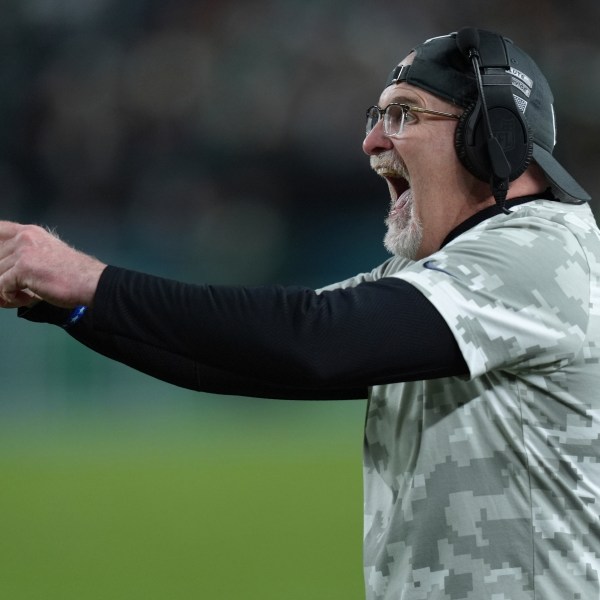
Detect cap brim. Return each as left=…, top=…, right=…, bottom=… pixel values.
left=532, top=144, right=591, bottom=202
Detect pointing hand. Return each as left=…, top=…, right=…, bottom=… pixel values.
left=0, top=222, right=106, bottom=309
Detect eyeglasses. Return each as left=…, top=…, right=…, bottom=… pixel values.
left=365, top=103, right=460, bottom=137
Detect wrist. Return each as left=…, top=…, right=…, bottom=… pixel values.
left=62, top=305, right=88, bottom=328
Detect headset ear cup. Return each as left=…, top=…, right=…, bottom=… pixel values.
left=509, top=120, right=534, bottom=180
left=455, top=101, right=534, bottom=183
left=455, top=102, right=489, bottom=182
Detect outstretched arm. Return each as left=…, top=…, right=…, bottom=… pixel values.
left=2, top=220, right=469, bottom=396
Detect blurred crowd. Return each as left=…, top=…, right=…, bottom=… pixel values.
left=2, top=0, right=599, bottom=284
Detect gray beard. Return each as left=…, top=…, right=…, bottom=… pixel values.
left=383, top=191, right=423, bottom=259
left=370, top=152, right=422, bottom=259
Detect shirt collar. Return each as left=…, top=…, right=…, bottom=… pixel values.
left=440, top=189, right=557, bottom=248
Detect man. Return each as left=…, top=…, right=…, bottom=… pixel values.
left=0, top=27, right=598, bottom=600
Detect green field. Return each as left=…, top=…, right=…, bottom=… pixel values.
left=0, top=403, right=366, bottom=600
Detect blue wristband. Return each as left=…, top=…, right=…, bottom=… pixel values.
left=63, top=305, right=88, bottom=329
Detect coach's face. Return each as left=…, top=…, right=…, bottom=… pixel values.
left=363, top=53, right=484, bottom=260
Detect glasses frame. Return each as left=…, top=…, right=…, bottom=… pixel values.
left=366, top=102, right=461, bottom=137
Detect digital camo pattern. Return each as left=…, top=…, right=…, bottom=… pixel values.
left=326, top=201, right=600, bottom=599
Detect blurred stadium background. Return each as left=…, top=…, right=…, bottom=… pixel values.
left=1, top=1, right=598, bottom=598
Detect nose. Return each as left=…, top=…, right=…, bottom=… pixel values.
left=362, top=121, right=394, bottom=156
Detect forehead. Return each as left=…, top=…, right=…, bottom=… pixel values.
left=378, top=81, right=455, bottom=113
left=379, top=82, right=425, bottom=106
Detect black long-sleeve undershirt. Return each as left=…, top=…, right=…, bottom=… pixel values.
left=19, top=194, right=557, bottom=399
left=19, top=266, right=469, bottom=399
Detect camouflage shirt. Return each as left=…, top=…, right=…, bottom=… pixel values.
left=328, top=200, right=600, bottom=599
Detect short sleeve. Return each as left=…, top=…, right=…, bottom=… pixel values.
left=392, top=214, right=590, bottom=378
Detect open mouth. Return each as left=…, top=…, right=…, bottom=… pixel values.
left=374, top=168, right=411, bottom=217
left=373, top=163, right=410, bottom=196
left=383, top=173, right=410, bottom=200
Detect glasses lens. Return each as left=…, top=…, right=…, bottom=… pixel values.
left=366, top=106, right=380, bottom=135
left=384, top=104, right=406, bottom=137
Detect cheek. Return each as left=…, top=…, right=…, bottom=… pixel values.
left=428, top=127, right=457, bottom=159
left=418, top=134, right=459, bottom=178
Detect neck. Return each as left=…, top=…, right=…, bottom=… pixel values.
left=467, top=164, right=550, bottom=213
left=507, top=163, right=549, bottom=200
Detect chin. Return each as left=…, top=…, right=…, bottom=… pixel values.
left=383, top=206, right=423, bottom=259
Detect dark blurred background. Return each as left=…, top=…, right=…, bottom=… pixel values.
left=2, top=0, right=598, bottom=287
left=0, top=2, right=598, bottom=598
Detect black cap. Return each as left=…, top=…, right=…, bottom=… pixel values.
left=386, top=30, right=590, bottom=203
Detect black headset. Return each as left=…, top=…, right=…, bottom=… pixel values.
left=454, top=27, right=532, bottom=210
